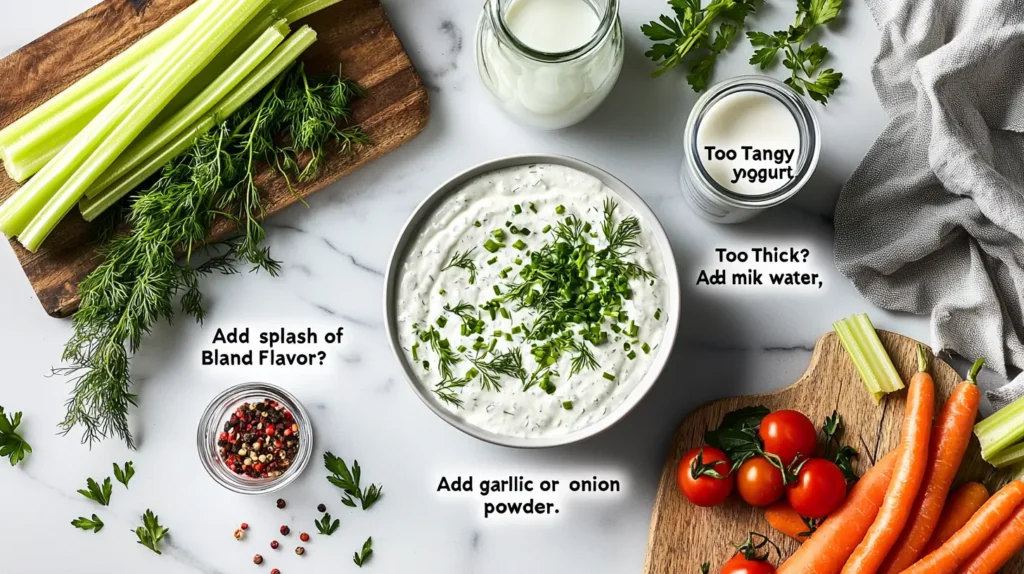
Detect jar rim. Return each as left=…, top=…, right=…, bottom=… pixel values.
left=196, top=382, right=313, bottom=495
left=487, top=0, right=619, bottom=63
left=683, top=75, right=822, bottom=210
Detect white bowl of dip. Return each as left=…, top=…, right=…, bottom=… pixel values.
left=384, top=155, right=680, bottom=448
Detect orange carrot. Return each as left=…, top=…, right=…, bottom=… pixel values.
left=922, top=482, right=990, bottom=554
left=777, top=451, right=897, bottom=574
left=900, top=480, right=1024, bottom=574
left=959, top=500, right=1024, bottom=574
left=877, top=354, right=983, bottom=574
left=841, top=362, right=935, bottom=574
left=766, top=501, right=813, bottom=543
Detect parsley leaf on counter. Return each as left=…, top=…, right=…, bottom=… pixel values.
left=0, top=406, right=31, bottom=466
left=77, top=477, right=113, bottom=506
left=315, top=512, right=340, bottom=536
left=71, top=514, right=105, bottom=533
left=134, top=510, right=169, bottom=555
left=353, top=536, right=373, bottom=567
left=113, top=461, right=135, bottom=489
left=747, top=0, right=844, bottom=104
left=324, top=452, right=384, bottom=510
left=642, top=0, right=760, bottom=90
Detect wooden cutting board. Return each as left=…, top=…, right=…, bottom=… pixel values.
left=0, top=0, right=429, bottom=317
left=643, top=330, right=1022, bottom=574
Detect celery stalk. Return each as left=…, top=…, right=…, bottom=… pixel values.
left=990, top=442, right=1024, bottom=469
left=283, top=0, right=345, bottom=22
left=0, top=0, right=210, bottom=180
left=12, top=0, right=275, bottom=251
left=833, top=313, right=905, bottom=403
left=976, top=390, right=1024, bottom=462
left=80, top=26, right=320, bottom=221
left=88, top=23, right=289, bottom=197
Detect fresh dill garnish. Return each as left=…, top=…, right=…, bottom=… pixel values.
left=441, top=248, right=478, bottom=285
left=467, top=348, right=527, bottom=392
left=415, top=325, right=461, bottom=380
left=434, top=375, right=471, bottom=408
left=56, top=64, right=366, bottom=447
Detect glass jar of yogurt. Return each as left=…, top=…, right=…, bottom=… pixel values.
left=476, top=0, right=624, bottom=130
left=680, top=76, right=821, bottom=223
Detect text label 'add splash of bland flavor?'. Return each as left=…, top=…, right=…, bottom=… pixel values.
left=202, top=326, right=345, bottom=367
left=696, top=246, right=825, bottom=291
left=436, top=472, right=625, bottom=522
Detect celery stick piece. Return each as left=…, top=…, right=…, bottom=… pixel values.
left=90, top=23, right=288, bottom=195
left=283, top=0, right=345, bottom=22
left=0, top=0, right=210, bottom=180
left=833, top=313, right=905, bottom=403
left=81, top=27, right=320, bottom=221
left=976, top=392, right=1024, bottom=461
left=989, top=442, right=1024, bottom=469
left=14, top=0, right=275, bottom=251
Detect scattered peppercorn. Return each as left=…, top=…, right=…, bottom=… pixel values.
left=241, top=522, right=249, bottom=530
left=271, top=570, right=280, bottom=574
left=270, top=540, right=280, bottom=550
left=299, top=532, right=310, bottom=542
left=234, top=529, right=244, bottom=540
left=276, top=498, right=286, bottom=509
left=317, top=503, right=326, bottom=512
left=295, top=546, right=305, bottom=556
left=253, top=554, right=264, bottom=565
left=217, top=399, right=300, bottom=479
left=280, top=525, right=290, bottom=536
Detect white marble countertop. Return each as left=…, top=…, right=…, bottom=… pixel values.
left=0, top=1, right=1007, bottom=573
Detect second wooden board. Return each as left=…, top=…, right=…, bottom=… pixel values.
left=643, top=330, right=1020, bottom=574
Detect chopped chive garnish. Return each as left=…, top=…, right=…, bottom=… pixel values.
left=529, top=202, right=537, bottom=213
left=602, top=372, right=616, bottom=381
left=474, top=220, right=482, bottom=227
left=555, top=205, right=565, bottom=214
left=505, top=220, right=512, bottom=228
left=493, top=285, right=501, bottom=296
left=610, top=324, right=621, bottom=333
left=439, top=289, right=446, bottom=296
left=488, top=339, right=497, bottom=352
left=642, top=342, right=651, bottom=354
left=514, top=204, right=523, bottom=214
left=436, top=316, right=448, bottom=328
left=514, top=258, right=522, bottom=265
left=466, top=367, right=479, bottom=379
left=513, top=239, right=527, bottom=250
left=562, top=401, right=573, bottom=410
left=520, top=227, right=531, bottom=236
left=623, top=342, right=631, bottom=351
left=583, top=222, right=591, bottom=233
left=510, top=225, right=520, bottom=234
left=511, top=326, right=521, bottom=334
left=628, top=321, right=638, bottom=337
left=411, top=342, right=419, bottom=361
left=493, top=329, right=503, bottom=337
left=422, top=360, right=430, bottom=370
left=654, top=308, right=662, bottom=320
left=487, top=256, right=498, bottom=265
left=457, top=345, right=467, bottom=353
left=483, top=239, right=505, bottom=253
left=500, top=307, right=510, bottom=319
left=505, top=333, right=513, bottom=342
left=542, top=225, right=552, bottom=233
left=627, top=350, right=637, bottom=360
left=493, top=229, right=505, bottom=240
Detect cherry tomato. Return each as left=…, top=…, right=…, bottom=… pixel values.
left=677, top=447, right=734, bottom=507
left=721, top=553, right=777, bottom=574
left=736, top=457, right=785, bottom=507
left=759, top=410, right=818, bottom=465
left=787, top=458, right=847, bottom=518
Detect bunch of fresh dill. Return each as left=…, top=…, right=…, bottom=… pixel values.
left=58, top=64, right=368, bottom=447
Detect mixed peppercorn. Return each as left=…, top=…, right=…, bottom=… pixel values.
left=217, top=399, right=300, bottom=479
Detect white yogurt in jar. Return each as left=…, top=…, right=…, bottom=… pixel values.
left=395, top=164, right=669, bottom=439
left=476, top=0, right=624, bottom=130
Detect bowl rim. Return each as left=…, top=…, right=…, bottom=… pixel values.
left=383, top=154, right=681, bottom=448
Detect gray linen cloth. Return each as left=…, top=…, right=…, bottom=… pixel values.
left=833, top=0, right=1024, bottom=406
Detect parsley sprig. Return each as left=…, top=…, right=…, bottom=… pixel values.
left=747, top=0, right=843, bottom=104
left=0, top=406, right=31, bottom=466
left=324, top=452, right=384, bottom=510
left=113, top=461, right=135, bottom=489
left=134, top=510, right=169, bottom=555
left=642, top=0, right=760, bottom=91
left=315, top=512, right=340, bottom=536
left=353, top=536, right=373, bottom=567
left=71, top=514, right=105, bottom=533
left=77, top=477, right=113, bottom=506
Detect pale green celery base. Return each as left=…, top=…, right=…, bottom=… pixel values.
left=81, top=27, right=319, bottom=221
left=284, top=0, right=345, bottom=22
left=0, top=0, right=209, bottom=157
left=834, top=313, right=905, bottom=404
left=15, top=0, right=270, bottom=250
left=976, top=393, right=1024, bottom=460
left=990, top=442, right=1024, bottom=468
left=89, top=24, right=289, bottom=196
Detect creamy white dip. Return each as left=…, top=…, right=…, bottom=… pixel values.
left=396, top=164, right=668, bottom=438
